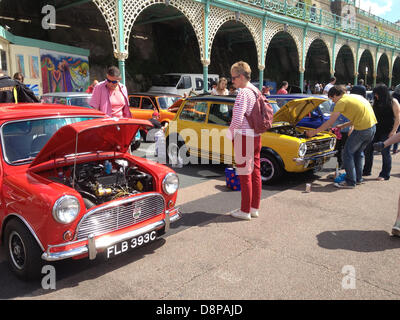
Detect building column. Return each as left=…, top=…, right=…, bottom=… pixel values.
left=373, top=72, right=377, bottom=88
left=203, top=0, right=210, bottom=93
left=354, top=41, right=361, bottom=86
left=116, top=0, right=127, bottom=84
left=259, top=65, right=265, bottom=91
left=299, top=68, right=305, bottom=93
left=202, top=59, right=210, bottom=92
left=389, top=75, right=393, bottom=89
left=331, top=34, right=337, bottom=78
left=259, top=15, right=267, bottom=91
left=354, top=72, right=359, bottom=86
left=300, top=27, right=307, bottom=93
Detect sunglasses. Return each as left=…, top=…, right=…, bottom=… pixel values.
left=106, top=78, right=119, bottom=84
left=231, top=75, right=240, bottom=81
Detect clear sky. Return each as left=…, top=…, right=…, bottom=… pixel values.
left=358, top=0, right=399, bottom=23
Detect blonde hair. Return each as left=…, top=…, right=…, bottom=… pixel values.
left=217, top=77, right=227, bottom=90
left=231, top=61, right=251, bottom=80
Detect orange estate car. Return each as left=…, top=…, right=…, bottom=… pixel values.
left=128, top=92, right=181, bottom=126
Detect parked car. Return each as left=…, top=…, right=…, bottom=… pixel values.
left=129, top=92, right=181, bottom=141
left=165, top=95, right=336, bottom=184
left=41, top=92, right=93, bottom=109
left=0, top=103, right=180, bottom=280
left=267, top=94, right=332, bottom=128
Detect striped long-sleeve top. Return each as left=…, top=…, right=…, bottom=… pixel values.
left=229, top=82, right=260, bottom=137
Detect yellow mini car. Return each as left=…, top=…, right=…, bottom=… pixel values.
left=165, top=95, right=336, bottom=183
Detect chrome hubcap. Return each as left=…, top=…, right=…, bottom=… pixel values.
left=9, top=231, right=26, bottom=270
left=260, top=158, right=274, bottom=181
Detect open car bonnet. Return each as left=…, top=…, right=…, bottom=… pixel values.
left=272, top=97, right=328, bottom=126
left=30, top=118, right=152, bottom=167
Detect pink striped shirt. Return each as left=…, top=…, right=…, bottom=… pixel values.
left=229, top=83, right=259, bottom=137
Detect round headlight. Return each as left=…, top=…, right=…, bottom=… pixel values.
left=299, top=142, right=307, bottom=157
left=330, top=137, right=336, bottom=149
left=52, top=195, right=80, bottom=224
left=162, top=173, right=179, bottom=195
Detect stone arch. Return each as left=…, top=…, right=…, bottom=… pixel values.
left=304, top=37, right=331, bottom=83
left=377, top=51, right=390, bottom=85
left=358, top=48, right=374, bottom=86
left=208, top=6, right=262, bottom=66
left=392, top=54, right=400, bottom=71
left=264, top=31, right=300, bottom=87
left=264, top=21, right=302, bottom=70
left=305, top=31, right=332, bottom=71
left=93, top=0, right=205, bottom=60
left=392, top=55, right=400, bottom=87
left=335, top=43, right=356, bottom=73
left=335, top=44, right=355, bottom=84
left=358, top=47, right=375, bottom=73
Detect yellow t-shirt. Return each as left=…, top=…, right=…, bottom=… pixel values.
left=333, top=94, right=377, bottom=130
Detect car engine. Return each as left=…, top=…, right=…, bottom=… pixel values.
left=49, top=159, right=153, bottom=209
left=270, top=125, right=307, bottom=138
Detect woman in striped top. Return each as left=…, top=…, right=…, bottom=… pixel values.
left=228, top=61, right=262, bottom=221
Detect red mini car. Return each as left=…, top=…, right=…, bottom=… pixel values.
left=0, top=103, right=180, bottom=280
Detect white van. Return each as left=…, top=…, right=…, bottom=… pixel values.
left=148, top=73, right=219, bottom=96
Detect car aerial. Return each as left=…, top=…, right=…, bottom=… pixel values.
left=267, top=94, right=333, bottom=129
left=41, top=92, right=93, bottom=109
left=0, top=103, right=180, bottom=280
left=165, top=95, right=336, bottom=184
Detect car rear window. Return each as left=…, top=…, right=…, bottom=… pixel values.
left=179, top=101, right=207, bottom=123
left=158, top=96, right=180, bottom=109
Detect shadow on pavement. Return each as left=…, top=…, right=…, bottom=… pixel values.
left=317, top=230, right=400, bottom=252
left=0, top=238, right=166, bottom=299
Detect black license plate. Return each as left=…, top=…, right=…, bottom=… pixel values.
left=106, top=230, right=157, bottom=258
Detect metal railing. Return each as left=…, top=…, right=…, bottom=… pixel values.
left=235, top=0, right=400, bottom=48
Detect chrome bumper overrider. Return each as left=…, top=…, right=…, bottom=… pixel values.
left=41, top=208, right=181, bottom=262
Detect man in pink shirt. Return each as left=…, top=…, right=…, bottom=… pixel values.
left=89, top=66, right=132, bottom=118
left=276, top=81, right=289, bottom=94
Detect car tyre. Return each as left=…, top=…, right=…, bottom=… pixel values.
left=260, top=152, right=282, bottom=184
left=5, top=219, right=44, bottom=281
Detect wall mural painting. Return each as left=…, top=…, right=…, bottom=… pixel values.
left=40, top=50, right=90, bottom=93
left=16, top=54, right=25, bottom=75
left=29, top=55, right=40, bottom=79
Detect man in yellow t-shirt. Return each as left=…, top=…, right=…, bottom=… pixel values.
left=306, top=85, right=377, bottom=188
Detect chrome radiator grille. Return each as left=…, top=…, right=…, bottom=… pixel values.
left=76, top=193, right=165, bottom=240
left=305, top=138, right=332, bottom=156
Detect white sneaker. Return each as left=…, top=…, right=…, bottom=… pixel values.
left=231, top=209, right=251, bottom=221
left=392, top=220, right=400, bottom=237
left=250, top=208, right=259, bottom=218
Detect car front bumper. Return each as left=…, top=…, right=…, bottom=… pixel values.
left=293, top=150, right=337, bottom=168
left=41, top=207, right=181, bottom=262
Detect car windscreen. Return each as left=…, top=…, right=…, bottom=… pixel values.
left=152, top=75, right=181, bottom=87
left=2, top=116, right=99, bottom=165
left=157, top=96, right=180, bottom=109
left=319, top=100, right=333, bottom=114
left=269, top=102, right=280, bottom=114
left=70, top=97, right=92, bottom=108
